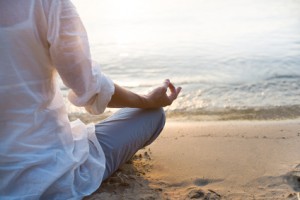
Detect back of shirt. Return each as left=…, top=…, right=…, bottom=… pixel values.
left=0, top=0, right=111, bottom=199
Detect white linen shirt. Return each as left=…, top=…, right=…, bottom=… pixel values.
left=0, top=0, right=115, bottom=199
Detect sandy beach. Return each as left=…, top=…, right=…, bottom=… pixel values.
left=85, top=119, right=300, bottom=200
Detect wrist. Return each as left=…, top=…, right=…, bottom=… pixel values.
left=139, top=94, right=152, bottom=108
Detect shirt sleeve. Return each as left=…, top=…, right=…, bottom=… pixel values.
left=46, top=0, right=114, bottom=114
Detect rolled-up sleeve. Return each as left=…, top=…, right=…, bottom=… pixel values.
left=47, top=0, right=114, bottom=114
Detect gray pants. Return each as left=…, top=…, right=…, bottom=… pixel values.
left=95, top=108, right=165, bottom=180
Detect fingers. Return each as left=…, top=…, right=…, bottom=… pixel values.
left=168, top=87, right=180, bottom=101
left=163, top=79, right=170, bottom=89
left=168, top=82, right=176, bottom=94
left=176, top=87, right=182, bottom=96
left=162, top=79, right=182, bottom=104
left=167, top=81, right=182, bottom=102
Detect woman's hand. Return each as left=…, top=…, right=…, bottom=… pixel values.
left=108, top=79, right=181, bottom=109
left=143, top=79, right=182, bottom=108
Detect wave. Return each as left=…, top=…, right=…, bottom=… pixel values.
left=266, top=74, right=300, bottom=81
left=67, top=105, right=300, bottom=123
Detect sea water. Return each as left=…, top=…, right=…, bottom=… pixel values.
left=67, top=0, right=300, bottom=120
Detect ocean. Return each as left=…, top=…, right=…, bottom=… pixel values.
left=67, top=0, right=300, bottom=120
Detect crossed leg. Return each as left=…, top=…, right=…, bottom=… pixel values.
left=94, top=108, right=165, bottom=180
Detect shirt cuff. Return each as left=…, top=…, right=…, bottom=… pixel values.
left=84, top=73, right=115, bottom=115
left=68, top=64, right=115, bottom=115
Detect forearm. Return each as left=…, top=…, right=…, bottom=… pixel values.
left=107, top=80, right=181, bottom=109
left=107, top=84, right=148, bottom=108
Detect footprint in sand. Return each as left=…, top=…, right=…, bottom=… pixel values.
left=187, top=188, right=221, bottom=200
left=185, top=178, right=223, bottom=199
left=285, top=164, right=300, bottom=192
left=193, top=178, right=223, bottom=186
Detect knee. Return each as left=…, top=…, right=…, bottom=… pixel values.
left=148, top=107, right=166, bottom=129
left=143, top=108, right=165, bottom=146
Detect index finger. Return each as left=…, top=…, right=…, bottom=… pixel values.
left=168, top=82, right=176, bottom=94
left=168, top=86, right=182, bottom=101
left=163, top=79, right=170, bottom=89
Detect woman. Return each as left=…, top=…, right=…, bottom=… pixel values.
left=0, top=0, right=181, bottom=199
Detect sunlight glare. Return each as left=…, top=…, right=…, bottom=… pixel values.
left=71, top=0, right=295, bottom=56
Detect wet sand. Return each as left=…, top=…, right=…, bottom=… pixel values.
left=85, top=119, right=300, bottom=200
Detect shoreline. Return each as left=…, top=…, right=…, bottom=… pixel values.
left=68, top=111, right=300, bottom=125
left=66, top=104, right=300, bottom=123
left=86, top=119, right=300, bottom=199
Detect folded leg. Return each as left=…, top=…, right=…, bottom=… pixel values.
left=94, top=108, right=165, bottom=180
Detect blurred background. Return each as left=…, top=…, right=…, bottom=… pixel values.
left=67, top=0, right=300, bottom=120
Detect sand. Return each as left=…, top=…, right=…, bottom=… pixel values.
left=85, top=119, right=300, bottom=200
